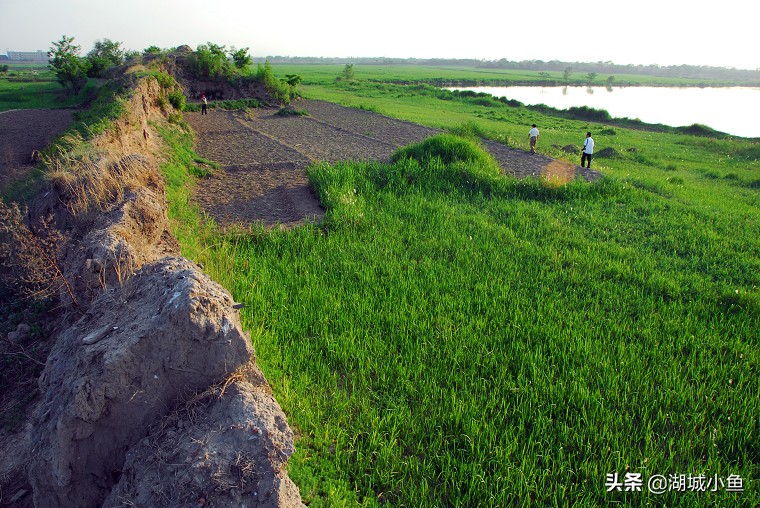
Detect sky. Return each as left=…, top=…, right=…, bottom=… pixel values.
left=1, top=0, right=757, bottom=70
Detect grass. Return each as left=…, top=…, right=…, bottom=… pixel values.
left=159, top=92, right=759, bottom=505
left=269, top=64, right=732, bottom=88
left=0, top=70, right=96, bottom=110
left=9, top=62, right=758, bottom=506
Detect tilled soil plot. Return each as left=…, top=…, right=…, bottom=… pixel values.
left=186, top=99, right=602, bottom=228
left=0, top=109, right=76, bottom=193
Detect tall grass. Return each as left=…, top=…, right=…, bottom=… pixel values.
left=162, top=121, right=759, bottom=506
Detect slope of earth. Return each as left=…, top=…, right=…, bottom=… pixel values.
left=185, top=99, right=602, bottom=228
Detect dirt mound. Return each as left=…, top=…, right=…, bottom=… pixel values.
left=1, top=70, right=304, bottom=507
left=106, top=370, right=301, bottom=508
left=28, top=256, right=255, bottom=506
left=596, top=147, right=621, bottom=158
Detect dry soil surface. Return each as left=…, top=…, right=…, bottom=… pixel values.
left=0, top=109, right=76, bottom=193
left=185, top=99, right=602, bottom=228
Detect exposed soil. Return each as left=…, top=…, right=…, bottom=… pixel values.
left=0, top=109, right=77, bottom=194
left=185, top=99, right=603, bottom=228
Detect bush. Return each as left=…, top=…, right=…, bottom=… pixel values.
left=168, top=90, right=186, bottom=111
left=187, top=42, right=230, bottom=79
left=275, top=106, right=308, bottom=117
left=448, top=122, right=488, bottom=140
left=255, top=61, right=294, bottom=104
left=391, top=134, right=496, bottom=168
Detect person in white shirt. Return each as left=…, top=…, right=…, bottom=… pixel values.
left=528, top=124, right=540, bottom=154
left=581, top=132, right=594, bottom=168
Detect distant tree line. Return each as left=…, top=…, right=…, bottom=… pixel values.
left=255, top=56, right=760, bottom=82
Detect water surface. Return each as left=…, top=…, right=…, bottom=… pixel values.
left=451, top=86, right=760, bottom=138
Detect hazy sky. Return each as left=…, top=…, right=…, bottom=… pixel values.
left=2, top=0, right=757, bottom=70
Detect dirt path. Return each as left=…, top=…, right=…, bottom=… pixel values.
left=185, top=99, right=602, bottom=228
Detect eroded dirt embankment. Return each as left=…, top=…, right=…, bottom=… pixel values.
left=2, top=72, right=303, bottom=507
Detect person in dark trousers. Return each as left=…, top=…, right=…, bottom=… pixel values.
left=581, top=132, right=594, bottom=168
left=201, top=94, right=208, bottom=115
left=528, top=124, right=540, bottom=154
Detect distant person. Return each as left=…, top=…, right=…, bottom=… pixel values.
left=581, top=132, right=594, bottom=168
left=201, top=94, right=208, bottom=115
left=528, top=124, right=540, bottom=154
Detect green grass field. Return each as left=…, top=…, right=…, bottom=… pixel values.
left=0, top=69, right=92, bottom=110
left=157, top=66, right=759, bottom=507
left=268, top=64, right=734, bottom=88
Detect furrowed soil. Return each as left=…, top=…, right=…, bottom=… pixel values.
left=185, top=99, right=602, bottom=228
left=0, top=109, right=77, bottom=194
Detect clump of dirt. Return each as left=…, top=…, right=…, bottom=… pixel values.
left=105, top=365, right=302, bottom=508
left=596, top=147, right=621, bottom=158
left=1, top=67, right=304, bottom=507
left=28, top=256, right=255, bottom=506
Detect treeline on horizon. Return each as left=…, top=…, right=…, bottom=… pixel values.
left=255, top=55, right=760, bottom=82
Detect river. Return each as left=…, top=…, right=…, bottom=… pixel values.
left=449, top=86, right=760, bottom=139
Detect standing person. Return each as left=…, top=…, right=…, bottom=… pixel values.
left=581, top=131, right=594, bottom=168
left=528, top=124, right=540, bottom=154
left=201, top=94, right=208, bottom=115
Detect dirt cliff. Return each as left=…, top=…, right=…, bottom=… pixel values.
left=3, top=70, right=303, bottom=507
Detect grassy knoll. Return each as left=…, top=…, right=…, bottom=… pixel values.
left=160, top=66, right=759, bottom=506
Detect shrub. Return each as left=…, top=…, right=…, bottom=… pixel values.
left=255, top=61, right=293, bottom=104
left=275, top=106, right=309, bottom=117
left=168, top=90, right=186, bottom=111
left=151, top=71, right=176, bottom=90
left=391, top=134, right=495, bottom=168
left=448, top=122, right=488, bottom=140
left=187, top=42, right=230, bottom=79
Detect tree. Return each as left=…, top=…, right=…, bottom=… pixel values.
left=48, top=35, right=89, bottom=95
left=343, top=63, right=354, bottom=80
left=0, top=65, right=8, bottom=74
left=143, top=45, right=163, bottom=55
left=586, top=72, right=597, bottom=84
left=189, top=42, right=230, bottom=78
left=229, top=47, right=252, bottom=70
left=563, top=66, right=573, bottom=81
left=86, top=39, right=124, bottom=77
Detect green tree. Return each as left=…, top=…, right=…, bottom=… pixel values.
left=229, top=47, right=252, bottom=70
left=86, top=40, right=124, bottom=78
left=343, top=63, right=355, bottom=80
left=143, top=45, right=163, bottom=55
left=586, top=72, right=597, bottom=83
left=284, top=74, right=302, bottom=87
left=0, top=65, right=8, bottom=74
left=48, top=35, right=89, bottom=95
left=563, top=66, right=573, bottom=81
left=189, top=42, right=230, bottom=78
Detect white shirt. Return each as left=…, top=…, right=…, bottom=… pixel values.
left=529, top=127, right=539, bottom=137
left=583, top=137, right=595, bottom=154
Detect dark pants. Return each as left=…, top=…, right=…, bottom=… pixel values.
left=581, top=152, right=592, bottom=168
left=201, top=104, right=207, bottom=115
